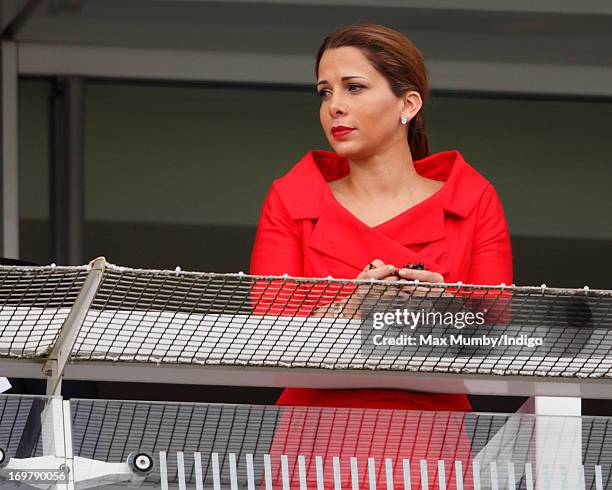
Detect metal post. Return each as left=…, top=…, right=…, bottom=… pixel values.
left=43, top=257, right=106, bottom=396
left=533, top=396, right=582, bottom=489
left=60, top=399, right=75, bottom=490
left=1, top=40, right=19, bottom=259
left=50, top=76, right=85, bottom=265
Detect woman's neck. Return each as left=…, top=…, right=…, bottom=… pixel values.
left=344, top=145, right=420, bottom=200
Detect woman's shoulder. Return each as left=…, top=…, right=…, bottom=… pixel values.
left=275, top=150, right=346, bottom=185
left=420, top=150, right=501, bottom=218
left=416, top=150, right=488, bottom=184
left=267, top=150, right=339, bottom=220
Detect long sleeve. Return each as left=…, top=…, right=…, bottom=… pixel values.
left=467, top=184, right=513, bottom=286
left=466, top=184, right=513, bottom=325
left=250, top=185, right=352, bottom=317
left=250, top=184, right=303, bottom=277
left=250, top=185, right=335, bottom=317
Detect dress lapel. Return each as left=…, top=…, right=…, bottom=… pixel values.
left=374, top=193, right=446, bottom=246
left=308, top=198, right=450, bottom=276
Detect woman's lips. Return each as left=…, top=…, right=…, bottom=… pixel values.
left=331, top=127, right=355, bottom=139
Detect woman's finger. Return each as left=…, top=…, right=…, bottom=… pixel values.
left=366, top=264, right=397, bottom=280
left=396, top=268, right=444, bottom=283
left=364, top=259, right=385, bottom=270
left=396, top=268, right=449, bottom=297
left=359, top=259, right=384, bottom=275
left=357, top=260, right=397, bottom=280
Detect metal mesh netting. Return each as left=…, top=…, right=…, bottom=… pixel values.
left=0, top=265, right=88, bottom=358
left=66, top=399, right=609, bottom=489
left=70, top=263, right=612, bottom=379
left=1, top=261, right=612, bottom=380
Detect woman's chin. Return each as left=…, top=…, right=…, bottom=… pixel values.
left=329, top=141, right=365, bottom=159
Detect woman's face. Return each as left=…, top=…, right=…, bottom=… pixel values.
left=317, top=46, right=410, bottom=160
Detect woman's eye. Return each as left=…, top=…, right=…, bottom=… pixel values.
left=317, top=84, right=362, bottom=98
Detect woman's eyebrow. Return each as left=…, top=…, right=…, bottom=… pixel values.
left=316, top=76, right=368, bottom=86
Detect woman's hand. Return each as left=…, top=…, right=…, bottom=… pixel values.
left=319, top=260, right=449, bottom=319
left=312, top=259, right=399, bottom=319
left=322, top=259, right=396, bottom=319
left=396, top=267, right=447, bottom=298
left=353, top=260, right=447, bottom=305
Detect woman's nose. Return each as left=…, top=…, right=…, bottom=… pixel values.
left=328, top=94, right=347, bottom=117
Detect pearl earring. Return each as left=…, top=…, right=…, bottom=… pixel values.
left=401, top=113, right=408, bottom=125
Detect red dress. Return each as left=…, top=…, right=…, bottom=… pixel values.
left=250, top=149, right=513, bottom=411
left=250, top=149, right=513, bottom=489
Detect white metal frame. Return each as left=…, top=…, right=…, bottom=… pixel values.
left=0, top=356, right=609, bottom=399
left=0, top=397, right=148, bottom=489
left=43, top=363, right=612, bottom=400
left=42, top=257, right=106, bottom=397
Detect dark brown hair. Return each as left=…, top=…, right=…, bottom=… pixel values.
left=316, top=23, right=430, bottom=160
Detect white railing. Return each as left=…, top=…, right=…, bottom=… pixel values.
left=0, top=257, right=610, bottom=399
left=0, top=396, right=609, bottom=490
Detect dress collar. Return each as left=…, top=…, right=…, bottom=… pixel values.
left=274, top=149, right=489, bottom=221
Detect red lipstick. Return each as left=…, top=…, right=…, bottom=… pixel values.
left=331, top=125, right=355, bottom=139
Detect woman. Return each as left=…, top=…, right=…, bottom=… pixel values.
left=250, top=23, right=512, bottom=489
